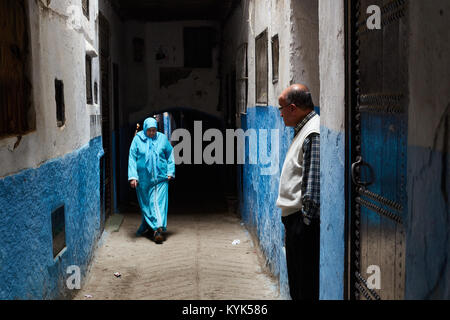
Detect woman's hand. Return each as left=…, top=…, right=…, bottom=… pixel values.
left=130, top=180, right=139, bottom=189
left=168, top=176, right=174, bottom=181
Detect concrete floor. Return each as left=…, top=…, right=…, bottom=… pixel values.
left=74, top=202, right=281, bottom=300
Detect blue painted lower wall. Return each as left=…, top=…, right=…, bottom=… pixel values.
left=239, top=106, right=293, bottom=299
left=0, top=137, right=104, bottom=299
left=405, top=145, right=450, bottom=299
left=319, top=126, right=346, bottom=300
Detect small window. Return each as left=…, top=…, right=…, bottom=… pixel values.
left=133, top=38, right=145, bottom=62
left=184, top=27, right=215, bottom=68
left=85, top=55, right=93, bottom=104
left=272, top=35, right=279, bottom=83
left=51, top=205, right=66, bottom=258
left=55, top=79, right=65, bottom=127
left=236, top=43, right=248, bottom=114
left=82, top=0, right=89, bottom=19
left=255, top=30, right=268, bottom=105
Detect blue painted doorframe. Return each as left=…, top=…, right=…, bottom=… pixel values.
left=347, top=0, right=409, bottom=300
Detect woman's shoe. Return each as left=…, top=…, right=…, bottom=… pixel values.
left=157, top=228, right=166, bottom=241
left=154, top=230, right=164, bottom=244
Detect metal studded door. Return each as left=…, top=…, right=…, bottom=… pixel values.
left=347, top=0, right=408, bottom=300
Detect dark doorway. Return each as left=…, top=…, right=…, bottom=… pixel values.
left=113, top=63, right=121, bottom=211
left=170, top=109, right=228, bottom=210
left=346, top=0, right=408, bottom=300
left=99, top=12, right=113, bottom=230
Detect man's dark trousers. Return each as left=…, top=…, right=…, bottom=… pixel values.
left=282, top=211, right=320, bottom=300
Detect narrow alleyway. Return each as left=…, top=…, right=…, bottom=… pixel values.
left=74, top=200, right=281, bottom=300
left=2, top=0, right=448, bottom=301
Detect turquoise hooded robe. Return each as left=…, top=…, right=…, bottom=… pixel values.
left=128, top=117, right=175, bottom=235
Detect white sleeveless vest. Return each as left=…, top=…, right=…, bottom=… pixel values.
left=276, top=114, right=320, bottom=217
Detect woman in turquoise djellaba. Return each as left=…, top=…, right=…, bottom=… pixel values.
left=128, top=117, right=175, bottom=244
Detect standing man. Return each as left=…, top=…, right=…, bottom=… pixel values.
left=276, top=84, right=320, bottom=300
left=128, top=117, right=175, bottom=244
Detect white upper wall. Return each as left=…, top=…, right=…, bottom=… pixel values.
left=0, top=0, right=100, bottom=177
left=318, top=0, right=345, bottom=132
left=290, top=0, right=320, bottom=105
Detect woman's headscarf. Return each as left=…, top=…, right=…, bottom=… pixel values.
left=138, top=117, right=159, bottom=178
left=143, top=118, right=158, bottom=137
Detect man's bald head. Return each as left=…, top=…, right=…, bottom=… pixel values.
left=278, top=84, right=315, bottom=127
left=279, top=84, right=314, bottom=111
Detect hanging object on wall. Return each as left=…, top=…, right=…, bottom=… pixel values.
left=155, top=46, right=168, bottom=62
left=255, top=29, right=268, bottom=105
left=271, top=35, right=279, bottom=83
left=85, top=55, right=93, bottom=104
left=236, top=43, right=248, bottom=115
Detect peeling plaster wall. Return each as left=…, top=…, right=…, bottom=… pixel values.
left=0, top=0, right=99, bottom=178
left=318, top=0, right=346, bottom=300
left=406, top=0, right=450, bottom=300
left=290, top=0, right=320, bottom=100
left=121, top=20, right=221, bottom=125
left=222, top=0, right=320, bottom=299
left=0, top=0, right=104, bottom=299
